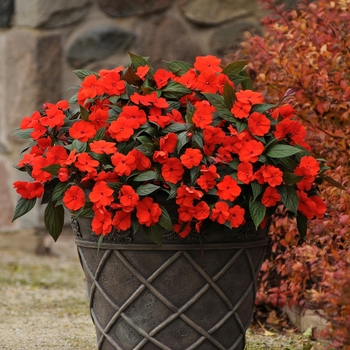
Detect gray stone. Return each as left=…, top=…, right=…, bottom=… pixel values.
left=210, top=18, right=262, bottom=56
left=15, top=0, right=91, bottom=28
left=0, top=0, right=13, bottom=27
left=179, top=0, right=258, bottom=25
left=66, top=25, right=135, bottom=69
left=97, top=0, right=172, bottom=18
left=2, top=29, right=62, bottom=133
left=133, top=16, right=202, bottom=69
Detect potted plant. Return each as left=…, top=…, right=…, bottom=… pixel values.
left=12, top=53, right=330, bottom=350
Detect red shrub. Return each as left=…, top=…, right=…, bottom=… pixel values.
left=232, top=0, right=350, bottom=346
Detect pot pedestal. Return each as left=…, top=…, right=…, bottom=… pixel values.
left=72, top=217, right=268, bottom=350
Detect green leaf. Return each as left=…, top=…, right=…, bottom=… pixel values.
left=251, top=181, right=264, bottom=202
left=162, top=123, right=188, bottom=133
left=249, top=200, right=266, bottom=229
left=283, top=172, right=303, bottom=185
left=226, top=74, right=250, bottom=87
left=12, top=197, right=37, bottom=222
left=235, top=120, right=247, bottom=133
left=44, top=202, right=65, bottom=241
left=128, top=52, right=149, bottom=68
left=158, top=206, right=174, bottom=231
left=321, top=175, right=345, bottom=190
left=297, top=211, right=308, bottom=240
left=11, top=128, right=34, bottom=139
left=73, top=69, right=98, bottom=80
left=107, top=182, right=121, bottom=192
left=203, top=93, right=230, bottom=111
left=222, top=60, right=248, bottom=75
left=68, top=93, right=78, bottom=104
left=136, top=183, right=160, bottom=196
left=108, top=95, right=120, bottom=105
left=136, top=143, right=156, bottom=157
left=185, top=102, right=195, bottom=123
left=190, top=166, right=200, bottom=186
left=97, top=234, right=104, bottom=253
left=239, top=70, right=253, bottom=90
left=41, top=164, right=62, bottom=176
left=192, top=130, right=204, bottom=148
left=93, top=127, right=107, bottom=141
left=132, top=170, right=157, bottom=182
left=223, top=81, right=236, bottom=108
left=52, top=182, right=68, bottom=202
left=143, top=224, right=163, bottom=245
left=265, top=144, right=301, bottom=158
left=80, top=106, right=89, bottom=121
left=121, top=66, right=142, bottom=86
left=163, top=60, right=192, bottom=76
left=71, top=139, right=87, bottom=153
left=228, top=160, right=239, bottom=170
left=161, top=81, right=191, bottom=98
left=176, top=131, right=189, bottom=153
left=166, top=183, right=179, bottom=200
left=251, top=104, right=276, bottom=113
left=277, top=186, right=299, bottom=214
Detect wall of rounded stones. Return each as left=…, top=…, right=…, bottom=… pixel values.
left=0, top=0, right=296, bottom=230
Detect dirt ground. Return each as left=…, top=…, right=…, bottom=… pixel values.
left=0, top=227, right=324, bottom=350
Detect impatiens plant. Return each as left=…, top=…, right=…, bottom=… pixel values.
left=12, top=52, right=330, bottom=246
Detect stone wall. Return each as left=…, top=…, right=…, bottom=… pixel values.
left=0, top=0, right=294, bottom=231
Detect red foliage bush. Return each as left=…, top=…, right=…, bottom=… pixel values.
left=232, top=0, right=350, bottom=346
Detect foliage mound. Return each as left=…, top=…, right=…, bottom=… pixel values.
left=234, top=0, right=350, bottom=346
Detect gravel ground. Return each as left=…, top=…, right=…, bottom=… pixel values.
left=0, top=228, right=325, bottom=350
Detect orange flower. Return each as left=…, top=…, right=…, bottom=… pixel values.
left=58, top=168, right=69, bottom=182
left=193, top=201, right=210, bottom=220
left=236, top=90, right=264, bottom=105
left=180, top=148, right=203, bottom=169
left=128, top=149, right=151, bottom=171
left=109, top=116, right=134, bottom=142
left=178, top=206, right=195, bottom=222
left=148, top=107, right=171, bottom=128
left=194, top=55, right=222, bottom=73
left=174, top=221, right=192, bottom=238
left=69, top=120, right=97, bottom=142
left=248, top=112, right=271, bottom=136
left=45, top=145, right=68, bottom=165
left=299, top=156, right=320, bottom=176
left=231, top=101, right=251, bottom=119
left=203, top=126, right=225, bottom=146
left=101, top=71, right=125, bottom=95
left=192, top=100, right=216, bottom=129
left=112, top=210, right=131, bottom=231
left=237, top=162, right=255, bottom=184
left=196, top=164, right=219, bottom=191
left=13, top=181, right=44, bottom=199
left=90, top=140, right=117, bottom=154
left=196, top=69, right=220, bottom=93
left=136, top=197, right=162, bottom=227
left=294, top=165, right=314, bottom=191
left=297, top=190, right=317, bottom=220
left=74, top=153, right=99, bottom=172
left=238, top=140, right=264, bottom=163
left=229, top=205, right=245, bottom=228
left=261, top=186, right=281, bottom=207
left=176, top=185, right=203, bottom=206
left=216, top=175, right=241, bottom=201
left=274, top=119, right=306, bottom=144
left=119, top=106, right=147, bottom=129
left=111, top=152, right=135, bottom=176
left=89, top=181, right=114, bottom=208
left=175, top=68, right=198, bottom=89
left=271, top=104, right=295, bottom=120
left=160, top=133, right=178, bottom=153
left=88, top=107, right=109, bottom=130
left=161, top=158, right=184, bottom=184
left=91, top=205, right=113, bottom=236
left=153, top=150, right=169, bottom=164
left=40, top=105, right=66, bottom=128
left=310, top=196, right=326, bottom=218
left=136, top=65, right=150, bottom=80
left=154, top=68, right=173, bottom=89
left=262, top=165, right=284, bottom=187
left=118, top=185, right=139, bottom=211
left=210, top=202, right=230, bottom=224
left=31, top=157, right=52, bottom=182
left=63, top=185, right=86, bottom=211
left=80, top=74, right=104, bottom=99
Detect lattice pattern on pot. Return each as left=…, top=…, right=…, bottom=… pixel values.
left=77, top=245, right=263, bottom=350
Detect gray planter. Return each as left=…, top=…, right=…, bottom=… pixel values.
left=73, top=217, right=268, bottom=350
